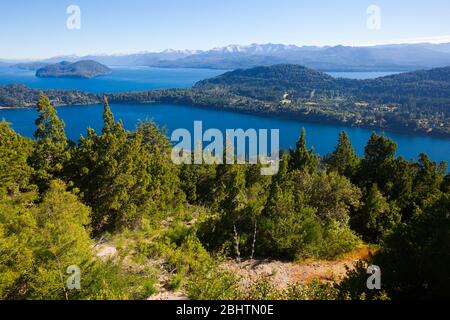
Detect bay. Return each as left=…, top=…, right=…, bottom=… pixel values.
left=0, top=66, right=226, bottom=93
left=1, top=102, right=449, bottom=166
left=0, top=66, right=448, bottom=166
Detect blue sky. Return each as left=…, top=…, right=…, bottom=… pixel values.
left=1, top=0, right=450, bottom=59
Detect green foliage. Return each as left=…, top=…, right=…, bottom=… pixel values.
left=0, top=121, right=33, bottom=194
left=358, top=133, right=398, bottom=193
left=29, top=92, right=69, bottom=191
left=0, top=190, right=38, bottom=299
left=337, top=261, right=390, bottom=300
left=65, top=259, right=158, bottom=300
left=186, top=263, right=240, bottom=300
left=197, top=159, right=361, bottom=260
left=352, top=184, right=401, bottom=243
left=0, top=180, right=157, bottom=300
left=326, top=131, right=359, bottom=178
left=1, top=99, right=449, bottom=300
left=374, top=193, right=450, bottom=299
left=0, top=180, right=91, bottom=299
left=68, top=97, right=183, bottom=233
left=289, top=128, right=318, bottom=173
left=284, top=279, right=340, bottom=300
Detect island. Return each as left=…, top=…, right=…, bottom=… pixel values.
left=35, top=60, right=112, bottom=79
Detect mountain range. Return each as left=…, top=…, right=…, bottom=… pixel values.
left=6, top=43, right=450, bottom=72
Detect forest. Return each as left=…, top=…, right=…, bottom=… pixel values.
left=0, top=92, right=449, bottom=300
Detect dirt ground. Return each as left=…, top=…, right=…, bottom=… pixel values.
left=224, top=246, right=371, bottom=290
left=94, top=240, right=370, bottom=299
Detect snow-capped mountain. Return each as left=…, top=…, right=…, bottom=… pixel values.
left=8, top=42, right=450, bottom=72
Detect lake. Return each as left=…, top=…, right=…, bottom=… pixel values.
left=0, top=67, right=449, bottom=166
left=0, top=66, right=226, bottom=93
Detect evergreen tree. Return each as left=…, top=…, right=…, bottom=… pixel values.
left=373, top=193, right=450, bottom=299
left=0, top=121, right=33, bottom=195
left=29, top=92, right=69, bottom=190
left=28, top=180, right=92, bottom=299
left=412, top=153, right=447, bottom=206
left=326, top=131, right=359, bottom=177
left=0, top=180, right=92, bottom=299
left=69, top=102, right=183, bottom=233
left=352, top=184, right=401, bottom=243
left=358, top=133, right=397, bottom=193
left=102, top=95, right=115, bottom=135
left=289, top=128, right=318, bottom=173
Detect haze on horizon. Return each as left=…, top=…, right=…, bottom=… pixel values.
left=1, top=0, right=450, bottom=60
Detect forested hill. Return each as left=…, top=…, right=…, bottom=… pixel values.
left=36, top=60, right=112, bottom=79
left=195, top=64, right=450, bottom=101
left=0, top=84, right=100, bottom=108
left=194, top=64, right=339, bottom=101
left=192, top=64, right=450, bottom=136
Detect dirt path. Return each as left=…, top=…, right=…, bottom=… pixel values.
left=224, top=246, right=370, bottom=290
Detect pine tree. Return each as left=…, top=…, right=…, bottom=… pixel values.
left=327, top=131, right=359, bottom=177
left=412, top=153, right=447, bottom=206
left=289, top=128, right=318, bottom=173
left=0, top=180, right=92, bottom=299
left=0, top=121, right=33, bottom=194
left=69, top=101, right=183, bottom=233
left=102, top=95, right=115, bottom=135
left=358, top=133, right=397, bottom=192
left=29, top=92, right=69, bottom=190
left=352, top=184, right=400, bottom=243
left=29, top=180, right=92, bottom=299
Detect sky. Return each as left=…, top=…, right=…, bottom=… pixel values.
left=1, top=0, right=450, bottom=60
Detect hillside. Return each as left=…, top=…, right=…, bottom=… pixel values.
left=195, top=64, right=339, bottom=100
left=193, top=64, right=450, bottom=135
left=0, top=84, right=100, bottom=108
left=1, top=92, right=449, bottom=300
left=36, top=60, right=112, bottom=79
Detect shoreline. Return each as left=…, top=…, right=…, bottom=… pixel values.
left=2, top=100, right=450, bottom=140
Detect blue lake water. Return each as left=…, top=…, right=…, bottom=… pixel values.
left=2, top=103, right=450, bottom=166
left=0, top=67, right=449, bottom=165
left=0, top=66, right=226, bottom=93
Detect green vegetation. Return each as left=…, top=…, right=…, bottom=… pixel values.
left=0, top=92, right=449, bottom=300
left=0, top=84, right=99, bottom=108
left=36, top=60, right=112, bottom=79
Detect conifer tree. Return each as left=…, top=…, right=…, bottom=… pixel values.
left=358, top=133, right=397, bottom=192
left=289, top=128, right=318, bottom=173
left=29, top=92, right=69, bottom=190
left=0, top=121, right=33, bottom=194
left=352, top=184, right=400, bottom=243
left=102, top=95, right=115, bottom=135
left=69, top=100, right=183, bottom=233
left=327, top=131, right=359, bottom=177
